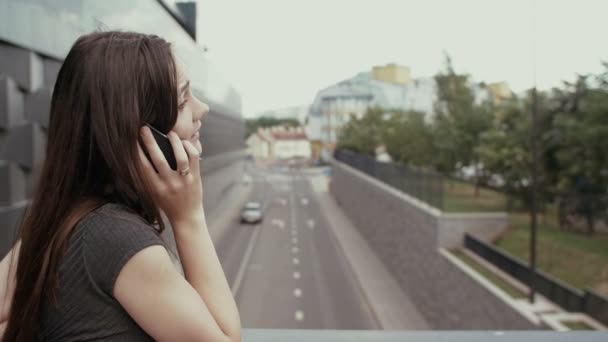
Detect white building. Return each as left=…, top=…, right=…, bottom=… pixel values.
left=246, top=126, right=311, bottom=161
left=246, top=129, right=272, bottom=159
left=306, top=63, right=511, bottom=148
left=254, top=104, right=310, bottom=124
left=306, top=67, right=437, bottom=145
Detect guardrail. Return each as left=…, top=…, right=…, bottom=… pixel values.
left=334, top=149, right=444, bottom=210
left=464, top=234, right=608, bottom=326
left=244, top=329, right=605, bottom=341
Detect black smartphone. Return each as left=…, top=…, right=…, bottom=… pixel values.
left=142, top=124, right=177, bottom=171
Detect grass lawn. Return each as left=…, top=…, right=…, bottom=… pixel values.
left=443, top=180, right=507, bottom=213
left=443, top=180, right=608, bottom=295
left=495, top=212, right=608, bottom=295
left=452, top=250, right=527, bottom=299
left=562, top=320, right=596, bottom=330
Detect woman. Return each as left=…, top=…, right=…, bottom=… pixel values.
left=0, top=31, right=242, bottom=341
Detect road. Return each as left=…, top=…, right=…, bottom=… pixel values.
left=215, top=164, right=379, bottom=329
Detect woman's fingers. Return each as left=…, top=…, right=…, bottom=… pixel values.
left=167, top=131, right=189, bottom=173
left=181, top=140, right=201, bottom=173
left=139, top=126, right=171, bottom=176
left=137, top=142, right=161, bottom=184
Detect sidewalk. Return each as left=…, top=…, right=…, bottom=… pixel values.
left=307, top=172, right=430, bottom=330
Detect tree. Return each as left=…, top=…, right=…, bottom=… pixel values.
left=476, top=96, right=534, bottom=206
left=432, top=53, right=493, bottom=194
left=548, top=72, right=608, bottom=234
left=245, top=116, right=300, bottom=137
left=383, top=110, right=434, bottom=167
left=337, top=107, right=386, bottom=156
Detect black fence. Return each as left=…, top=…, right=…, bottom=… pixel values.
left=334, top=149, right=444, bottom=210
left=464, top=234, right=608, bottom=326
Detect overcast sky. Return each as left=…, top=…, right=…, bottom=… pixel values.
left=196, top=0, right=608, bottom=117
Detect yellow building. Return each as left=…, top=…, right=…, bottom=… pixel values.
left=486, top=82, right=512, bottom=103
left=371, top=63, right=411, bottom=85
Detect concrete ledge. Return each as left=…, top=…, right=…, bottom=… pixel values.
left=440, top=248, right=540, bottom=326
left=242, top=329, right=606, bottom=341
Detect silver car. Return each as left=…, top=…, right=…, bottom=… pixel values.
left=240, top=201, right=263, bottom=224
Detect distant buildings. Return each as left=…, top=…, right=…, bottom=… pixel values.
left=306, top=63, right=436, bottom=148
left=254, top=104, right=310, bottom=124
left=306, top=63, right=513, bottom=157
left=246, top=125, right=311, bottom=161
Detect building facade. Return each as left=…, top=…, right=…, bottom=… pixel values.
left=246, top=126, right=311, bottom=161
left=306, top=63, right=513, bottom=155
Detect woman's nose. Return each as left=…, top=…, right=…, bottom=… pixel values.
left=193, top=97, right=209, bottom=121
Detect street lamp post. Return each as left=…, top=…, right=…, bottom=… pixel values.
left=528, top=0, right=539, bottom=304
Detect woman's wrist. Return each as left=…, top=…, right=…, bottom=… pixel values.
left=169, top=208, right=207, bottom=234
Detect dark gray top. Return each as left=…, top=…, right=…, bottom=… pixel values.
left=38, top=203, right=166, bottom=341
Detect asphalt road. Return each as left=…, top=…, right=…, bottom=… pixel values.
left=215, top=165, right=379, bottom=329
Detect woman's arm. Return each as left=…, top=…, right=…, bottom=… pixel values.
left=172, top=213, right=241, bottom=340
left=0, top=240, right=20, bottom=323
left=111, top=128, right=241, bottom=341
left=113, top=213, right=241, bottom=342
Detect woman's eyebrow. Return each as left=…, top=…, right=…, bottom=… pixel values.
left=179, top=80, right=190, bottom=98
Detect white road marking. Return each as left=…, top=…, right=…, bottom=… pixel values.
left=271, top=219, right=285, bottom=229
left=293, top=288, right=302, bottom=297
left=307, top=219, right=315, bottom=229
left=277, top=198, right=287, bottom=205
left=295, top=310, right=305, bottom=321
left=291, top=246, right=299, bottom=254
left=231, top=225, right=261, bottom=297
left=292, top=257, right=300, bottom=265
left=300, top=197, right=309, bottom=205
left=291, top=237, right=298, bottom=244
left=293, top=271, right=301, bottom=279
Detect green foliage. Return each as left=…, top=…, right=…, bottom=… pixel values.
left=336, top=107, right=386, bottom=155
left=336, top=54, right=608, bottom=232
left=546, top=74, right=608, bottom=233
left=432, top=53, right=493, bottom=174
left=245, top=116, right=300, bottom=137
left=384, top=110, right=434, bottom=166
left=476, top=96, right=533, bottom=199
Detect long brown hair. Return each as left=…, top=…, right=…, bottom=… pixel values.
left=3, top=31, right=179, bottom=341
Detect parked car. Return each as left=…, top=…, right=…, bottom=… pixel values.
left=240, top=201, right=263, bottom=224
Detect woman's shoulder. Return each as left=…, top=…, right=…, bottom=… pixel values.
left=74, top=202, right=167, bottom=296
left=75, top=202, right=166, bottom=257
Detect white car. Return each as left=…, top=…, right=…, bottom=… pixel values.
left=240, top=201, right=263, bottom=224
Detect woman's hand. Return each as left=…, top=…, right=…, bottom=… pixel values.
left=138, top=126, right=204, bottom=226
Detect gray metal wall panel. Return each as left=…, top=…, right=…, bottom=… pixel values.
left=0, top=202, right=26, bottom=256
left=0, top=161, right=26, bottom=206
left=0, top=75, right=25, bottom=129
left=0, top=43, right=43, bottom=92
left=24, top=86, right=52, bottom=128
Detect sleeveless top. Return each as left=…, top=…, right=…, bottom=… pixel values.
left=37, top=202, right=167, bottom=341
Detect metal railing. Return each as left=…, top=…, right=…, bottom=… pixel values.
left=465, top=234, right=608, bottom=326
left=334, top=149, right=444, bottom=210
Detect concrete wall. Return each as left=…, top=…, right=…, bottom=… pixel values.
left=330, top=160, right=535, bottom=329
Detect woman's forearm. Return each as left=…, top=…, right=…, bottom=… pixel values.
left=0, top=320, right=6, bottom=340
left=0, top=240, right=20, bottom=323
left=172, top=211, right=241, bottom=341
